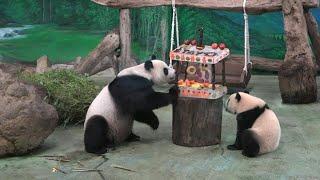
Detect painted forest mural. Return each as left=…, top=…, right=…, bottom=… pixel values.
left=0, top=0, right=319, bottom=64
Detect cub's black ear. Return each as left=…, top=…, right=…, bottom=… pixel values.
left=151, top=54, right=157, bottom=60
left=144, top=60, right=154, bottom=71
left=243, top=90, right=250, bottom=94
left=235, top=92, right=241, bottom=102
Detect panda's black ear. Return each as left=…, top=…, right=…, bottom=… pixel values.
left=150, top=54, right=156, bottom=60
left=144, top=60, right=154, bottom=71
left=236, top=92, right=241, bottom=102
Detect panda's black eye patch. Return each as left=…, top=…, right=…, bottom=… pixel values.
left=163, top=68, right=168, bottom=75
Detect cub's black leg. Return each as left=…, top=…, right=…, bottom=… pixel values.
left=241, top=130, right=260, bottom=157
left=84, top=115, right=114, bottom=154
left=227, top=132, right=242, bottom=150
left=134, top=111, right=159, bottom=130
left=126, top=132, right=141, bottom=142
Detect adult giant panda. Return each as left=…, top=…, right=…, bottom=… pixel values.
left=84, top=60, right=178, bottom=154
left=225, top=92, right=281, bottom=157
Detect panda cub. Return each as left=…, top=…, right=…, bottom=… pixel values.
left=225, top=92, right=281, bottom=157
left=84, top=60, right=178, bottom=154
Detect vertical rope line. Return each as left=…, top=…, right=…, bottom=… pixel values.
left=175, top=8, right=180, bottom=49
left=243, top=0, right=251, bottom=74
left=169, top=0, right=176, bottom=68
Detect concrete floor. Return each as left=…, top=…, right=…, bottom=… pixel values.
left=1, top=75, right=320, bottom=180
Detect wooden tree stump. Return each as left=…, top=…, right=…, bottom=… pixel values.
left=172, top=97, right=223, bottom=147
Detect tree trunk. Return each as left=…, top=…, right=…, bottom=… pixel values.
left=279, top=0, right=317, bottom=104
left=118, top=9, right=137, bottom=73
left=49, top=0, right=52, bottom=23
left=76, top=29, right=120, bottom=75
left=160, top=6, right=168, bottom=61
left=172, top=97, right=223, bottom=147
left=305, top=10, right=320, bottom=68
left=42, top=0, right=45, bottom=23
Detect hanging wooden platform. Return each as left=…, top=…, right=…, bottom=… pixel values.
left=215, top=56, right=252, bottom=88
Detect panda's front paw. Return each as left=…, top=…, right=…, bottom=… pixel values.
left=169, top=85, right=180, bottom=102
left=227, top=144, right=241, bottom=150
left=150, top=118, right=159, bottom=130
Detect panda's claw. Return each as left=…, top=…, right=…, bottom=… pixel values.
left=169, top=85, right=180, bottom=102
left=126, top=133, right=141, bottom=142
left=227, top=144, right=241, bottom=150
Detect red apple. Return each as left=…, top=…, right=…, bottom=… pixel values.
left=184, top=40, right=191, bottom=45
left=219, top=43, right=226, bottom=50
left=191, top=39, right=197, bottom=46
left=211, top=43, right=218, bottom=49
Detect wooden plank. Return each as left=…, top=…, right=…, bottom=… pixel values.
left=92, top=0, right=318, bottom=14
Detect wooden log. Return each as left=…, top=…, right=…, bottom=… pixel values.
left=118, top=9, right=137, bottom=72
left=230, top=55, right=320, bottom=72
left=76, top=29, right=120, bottom=75
left=92, top=0, right=318, bottom=14
left=278, top=0, right=317, bottom=104
left=305, top=10, right=320, bottom=68
left=172, top=97, right=223, bottom=147
left=230, top=55, right=282, bottom=72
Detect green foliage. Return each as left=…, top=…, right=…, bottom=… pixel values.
left=130, top=7, right=286, bottom=61
left=21, top=70, right=100, bottom=126
left=0, top=25, right=103, bottom=63
left=1, top=0, right=42, bottom=24
left=5, top=1, right=319, bottom=63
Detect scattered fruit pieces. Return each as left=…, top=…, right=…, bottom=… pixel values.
left=219, top=43, right=226, bottom=50
left=184, top=40, right=191, bottom=45
left=191, top=83, right=201, bottom=89
left=191, top=39, right=197, bottom=46
left=211, top=43, right=218, bottom=49
left=203, top=82, right=209, bottom=88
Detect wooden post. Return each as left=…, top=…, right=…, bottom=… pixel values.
left=119, top=9, right=137, bottom=72
left=212, top=64, right=215, bottom=83
left=222, top=59, right=226, bottom=86
left=172, top=97, right=223, bottom=147
left=278, top=0, right=317, bottom=104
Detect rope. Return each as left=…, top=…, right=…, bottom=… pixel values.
left=243, top=0, right=251, bottom=74
left=175, top=10, right=180, bottom=47
left=169, top=0, right=179, bottom=68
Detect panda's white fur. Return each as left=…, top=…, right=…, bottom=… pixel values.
left=252, top=109, right=281, bottom=154
left=118, top=60, right=176, bottom=86
left=225, top=92, right=281, bottom=157
left=84, top=60, right=176, bottom=154
left=84, top=86, right=133, bottom=144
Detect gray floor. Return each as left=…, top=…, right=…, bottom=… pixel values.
left=1, top=75, right=320, bottom=180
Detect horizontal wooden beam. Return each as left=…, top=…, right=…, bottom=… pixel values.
left=92, top=0, right=318, bottom=14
